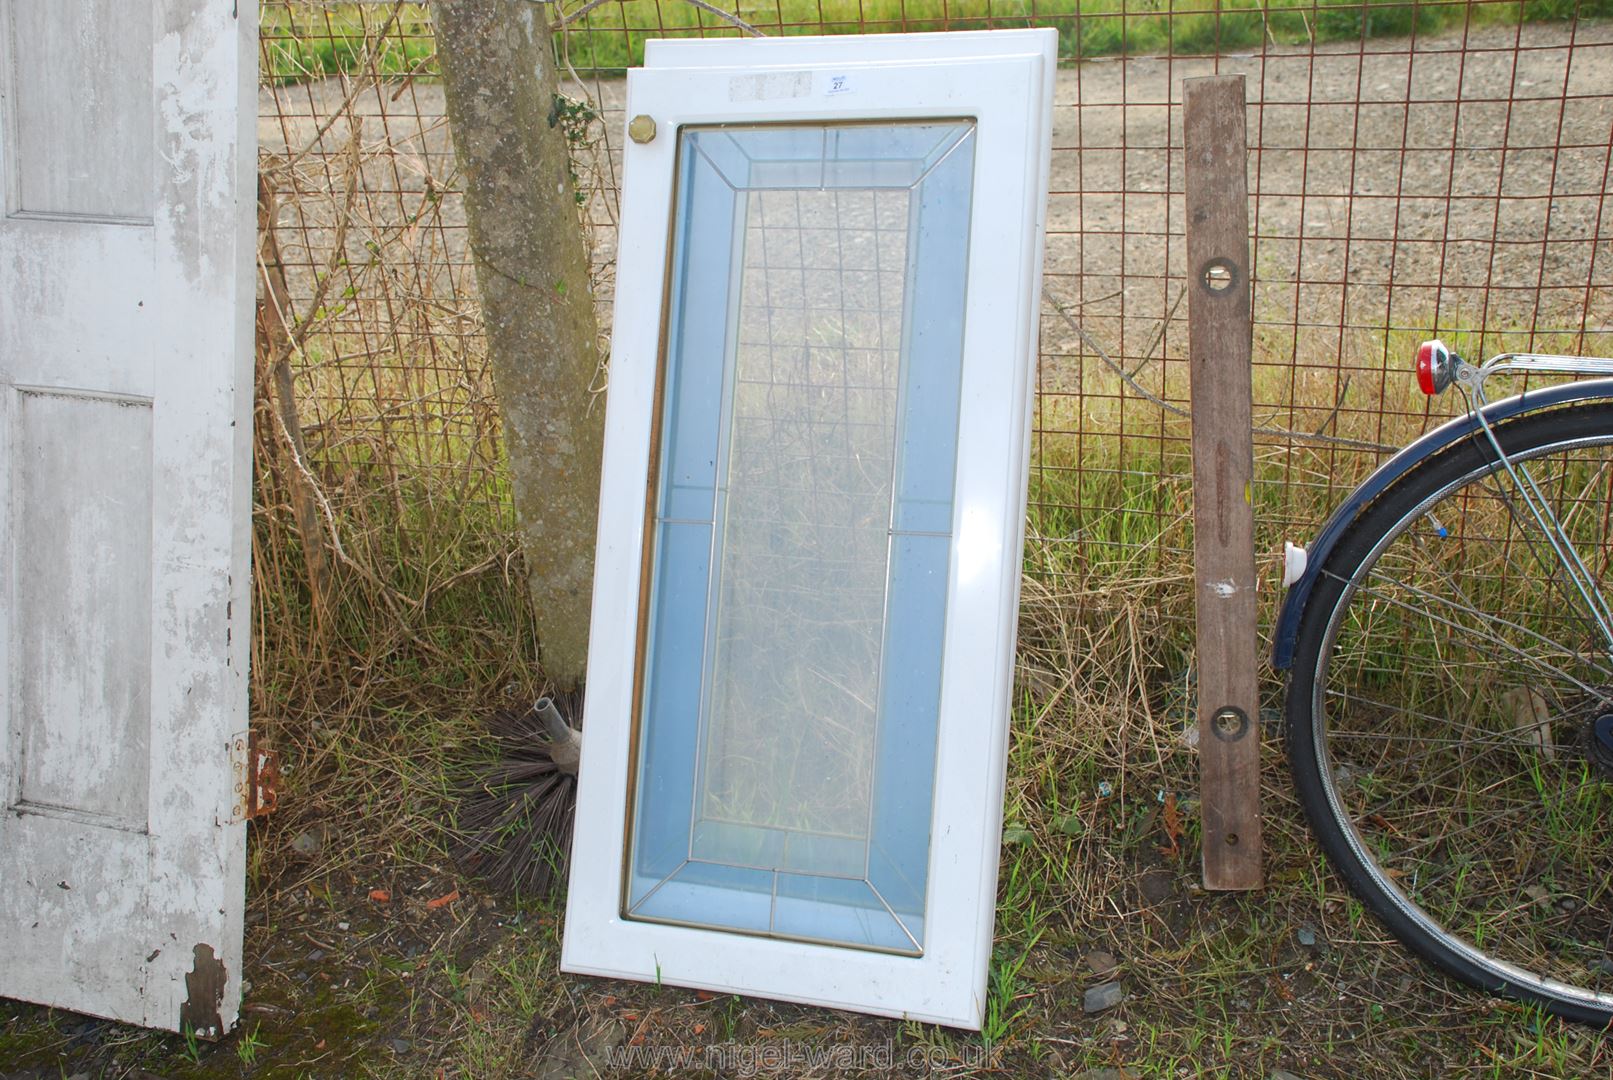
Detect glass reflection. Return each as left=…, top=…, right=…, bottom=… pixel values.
left=627, top=122, right=976, bottom=954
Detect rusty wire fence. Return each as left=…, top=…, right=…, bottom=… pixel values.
left=253, top=1, right=1613, bottom=699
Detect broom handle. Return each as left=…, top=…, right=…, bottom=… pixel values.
left=535, top=696, right=582, bottom=774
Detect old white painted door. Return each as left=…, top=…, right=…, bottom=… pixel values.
left=0, top=0, right=255, bottom=1035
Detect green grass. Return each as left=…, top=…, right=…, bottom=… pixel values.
left=20, top=13, right=1613, bottom=1059
left=258, top=0, right=1613, bottom=82
left=11, top=384, right=1613, bottom=1074
left=560, top=0, right=1613, bottom=73
left=261, top=2, right=435, bottom=83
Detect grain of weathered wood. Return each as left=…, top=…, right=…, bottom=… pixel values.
left=0, top=0, right=255, bottom=1032
left=5, top=1, right=154, bottom=220
left=257, top=175, right=333, bottom=636
left=1184, top=75, right=1263, bottom=891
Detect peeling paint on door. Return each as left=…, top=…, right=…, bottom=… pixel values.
left=0, top=0, right=256, bottom=1034
left=179, top=943, right=226, bottom=1039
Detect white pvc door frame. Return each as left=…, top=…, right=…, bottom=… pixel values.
left=563, top=30, right=1054, bottom=1029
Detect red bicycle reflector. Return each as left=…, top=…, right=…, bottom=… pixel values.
left=1416, top=339, right=1449, bottom=395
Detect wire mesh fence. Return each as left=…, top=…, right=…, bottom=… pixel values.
left=254, top=1, right=1613, bottom=690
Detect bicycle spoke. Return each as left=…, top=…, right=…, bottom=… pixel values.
left=1292, top=411, right=1613, bottom=1022
left=1489, top=454, right=1613, bottom=653
left=1325, top=569, right=1613, bottom=698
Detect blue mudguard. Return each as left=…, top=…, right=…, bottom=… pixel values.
left=1271, top=378, right=1613, bottom=671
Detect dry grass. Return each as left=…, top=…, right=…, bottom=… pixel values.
left=13, top=400, right=1613, bottom=1073
left=9, top=5, right=1613, bottom=1077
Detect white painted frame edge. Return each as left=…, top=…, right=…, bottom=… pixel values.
left=563, top=37, right=1054, bottom=1031
left=644, top=26, right=1054, bottom=68
left=143, top=0, right=258, bottom=1032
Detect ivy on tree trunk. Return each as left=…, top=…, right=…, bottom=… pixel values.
left=435, top=0, right=604, bottom=691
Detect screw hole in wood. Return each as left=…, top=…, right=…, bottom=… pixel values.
left=1201, top=257, right=1238, bottom=293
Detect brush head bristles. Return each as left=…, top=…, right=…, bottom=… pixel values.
left=452, top=693, right=583, bottom=897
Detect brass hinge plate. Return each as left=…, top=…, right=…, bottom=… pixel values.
left=230, top=731, right=281, bottom=823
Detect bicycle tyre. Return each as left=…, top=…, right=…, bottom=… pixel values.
left=1287, top=402, right=1613, bottom=1027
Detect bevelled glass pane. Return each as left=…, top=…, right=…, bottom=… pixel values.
left=626, top=121, right=976, bottom=954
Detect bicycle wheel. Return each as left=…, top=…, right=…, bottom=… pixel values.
left=1287, top=402, right=1613, bottom=1026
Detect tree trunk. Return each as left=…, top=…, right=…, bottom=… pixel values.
left=435, top=0, right=604, bottom=691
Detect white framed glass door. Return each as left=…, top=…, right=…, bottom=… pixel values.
left=628, top=119, right=975, bottom=956
left=563, top=29, right=1055, bottom=1030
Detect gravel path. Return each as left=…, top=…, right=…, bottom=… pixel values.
left=259, top=21, right=1613, bottom=361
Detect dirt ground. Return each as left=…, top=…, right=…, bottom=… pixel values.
left=259, top=20, right=1613, bottom=337
left=6, top=21, right=1613, bottom=1080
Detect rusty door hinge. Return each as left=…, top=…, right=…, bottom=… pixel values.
left=230, top=732, right=281, bottom=823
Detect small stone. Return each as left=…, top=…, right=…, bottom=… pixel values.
left=1083, top=981, right=1126, bottom=1013
left=533, top=1020, right=625, bottom=1080
left=1086, top=949, right=1119, bottom=977
left=306, top=949, right=325, bottom=962
left=1297, top=926, right=1317, bottom=947
left=1138, top=870, right=1172, bottom=905
left=291, top=831, right=322, bottom=856
left=1590, top=957, right=1613, bottom=976
left=337, top=922, right=350, bottom=931
left=1270, top=1071, right=1307, bottom=1080
left=390, top=1038, right=411, bottom=1054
